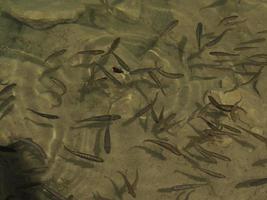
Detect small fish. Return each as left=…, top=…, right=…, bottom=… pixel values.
left=44, top=49, right=67, bottom=63
left=148, top=71, right=166, bottom=96
left=235, top=177, right=267, bottom=188
left=191, top=76, right=217, bottom=81
left=207, top=96, right=232, bottom=112
left=105, top=176, right=126, bottom=200
left=75, top=49, right=105, bottom=55
left=239, top=38, right=266, bottom=45
left=257, top=30, right=267, bottom=34
left=228, top=135, right=256, bottom=150
left=218, top=15, right=239, bottom=26
left=158, top=106, right=165, bottom=122
left=237, top=125, right=267, bottom=145
left=12, top=138, right=47, bottom=159
left=144, top=139, right=181, bottom=156
left=49, top=77, right=67, bottom=96
left=112, top=52, right=131, bottom=72
left=64, top=145, right=104, bottom=162
left=130, top=145, right=166, bottom=160
left=104, top=124, right=111, bottom=154
left=196, top=22, right=203, bottom=50
left=253, top=79, right=261, bottom=97
left=122, top=93, right=158, bottom=126
left=70, top=122, right=108, bottom=130
left=107, top=37, right=121, bottom=54
left=205, top=28, right=232, bottom=47
left=0, top=104, right=14, bottom=120
left=0, top=83, right=16, bottom=96
left=159, top=19, right=179, bottom=38
left=174, top=170, right=208, bottom=182
left=184, top=190, right=195, bottom=200
left=130, top=67, right=160, bottom=75
left=24, top=117, right=53, bottom=128
left=0, top=144, right=16, bottom=153
left=41, top=184, right=70, bottom=200
left=117, top=169, right=138, bottom=198
left=198, top=167, right=226, bottom=178
left=220, top=123, right=241, bottom=133
left=194, top=144, right=231, bottom=161
left=209, top=51, right=239, bottom=57
left=175, top=191, right=186, bottom=200
left=112, top=67, right=124, bottom=73
left=97, top=64, right=122, bottom=86
left=76, top=114, right=121, bottom=123
left=200, top=0, right=227, bottom=10
left=0, top=95, right=15, bottom=111
left=26, top=108, right=59, bottom=119
left=157, top=68, right=184, bottom=79
left=178, top=36, right=188, bottom=62
left=252, top=158, right=267, bottom=167
left=158, top=183, right=207, bottom=192
left=233, top=46, right=258, bottom=51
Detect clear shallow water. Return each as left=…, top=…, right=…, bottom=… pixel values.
left=1, top=0, right=267, bottom=199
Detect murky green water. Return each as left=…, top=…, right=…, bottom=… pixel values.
left=1, top=0, right=267, bottom=199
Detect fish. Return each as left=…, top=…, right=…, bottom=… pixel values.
left=97, top=64, right=122, bottom=86
left=159, top=19, right=179, bottom=38
left=220, top=123, right=241, bottom=133
left=175, top=191, right=186, bottom=200
left=207, top=96, right=232, bottom=112
left=75, top=49, right=105, bottom=55
left=253, top=79, right=261, bottom=97
left=112, top=52, right=131, bottom=72
left=44, top=49, right=67, bottom=63
left=200, top=0, right=227, bottom=10
left=158, top=183, right=207, bottom=192
left=190, top=76, right=217, bottom=81
left=112, top=67, right=124, bottom=73
left=178, top=36, right=188, bottom=62
left=11, top=138, right=47, bottom=159
left=122, top=92, right=158, bottom=126
left=233, top=46, right=258, bottom=51
left=105, top=176, right=126, bottom=200
left=0, top=104, right=14, bottom=120
left=174, top=169, right=208, bottom=182
left=157, top=68, right=184, bottom=79
left=196, top=22, right=203, bottom=50
left=75, top=114, right=121, bottom=123
left=41, top=90, right=63, bottom=108
left=151, top=107, right=159, bottom=123
left=205, top=28, right=232, bottom=47
left=225, top=18, right=247, bottom=26
left=148, top=71, right=166, bottom=96
left=49, top=77, right=67, bottom=96
left=0, top=95, right=15, bottom=111
left=235, top=177, right=267, bottom=188
left=184, top=190, right=195, bottom=200
left=158, top=106, right=165, bottom=122
left=218, top=15, right=239, bottom=26
left=41, top=184, right=70, bottom=200
left=0, top=83, right=16, bottom=96
left=104, top=124, right=111, bottom=154
left=106, top=37, right=121, bottom=54
left=239, top=38, right=266, bottom=45
left=228, top=135, right=256, bottom=150
left=237, top=125, right=267, bottom=145
left=252, top=158, right=267, bottom=167
left=194, top=144, right=231, bottom=161
left=70, top=122, right=108, bottom=130
left=198, top=167, right=226, bottom=178
left=129, top=67, right=160, bottom=75
left=0, top=144, right=16, bottom=153
left=257, top=30, right=267, bottom=34
left=24, top=117, right=53, bottom=128
left=209, top=51, right=239, bottom=57
left=63, top=145, right=104, bottom=162
left=117, top=169, right=138, bottom=198
left=144, top=139, right=181, bottom=156
left=26, top=108, right=59, bottom=119
left=130, top=145, right=166, bottom=160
